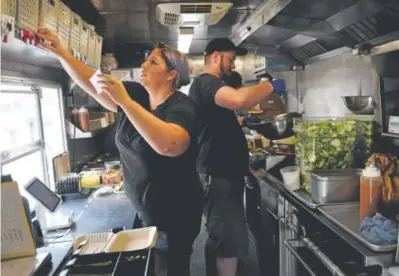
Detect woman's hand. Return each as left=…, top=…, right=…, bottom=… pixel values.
left=36, top=28, right=68, bottom=58
left=96, top=74, right=131, bottom=107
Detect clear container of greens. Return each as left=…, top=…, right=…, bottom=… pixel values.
left=293, top=118, right=373, bottom=192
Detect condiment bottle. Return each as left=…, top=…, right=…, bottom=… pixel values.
left=360, top=162, right=383, bottom=221
left=71, top=108, right=80, bottom=126
left=79, top=107, right=90, bottom=132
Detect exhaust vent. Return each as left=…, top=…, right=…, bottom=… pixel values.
left=156, top=2, right=233, bottom=27
left=180, top=4, right=212, bottom=14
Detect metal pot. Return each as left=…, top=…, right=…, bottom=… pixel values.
left=247, top=112, right=303, bottom=140
left=342, top=96, right=375, bottom=115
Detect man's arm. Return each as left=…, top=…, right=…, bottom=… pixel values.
left=215, top=81, right=275, bottom=111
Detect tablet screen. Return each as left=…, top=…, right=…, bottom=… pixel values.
left=25, top=178, right=61, bottom=213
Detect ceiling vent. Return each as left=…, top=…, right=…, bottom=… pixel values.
left=156, top=2, right=233, bottom=27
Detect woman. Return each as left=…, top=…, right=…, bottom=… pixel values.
left=36, top=28, right=203, bottom=276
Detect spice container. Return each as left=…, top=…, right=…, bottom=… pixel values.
left=360, top=162, right=382, bottom=221
left=79, top=107, right=90, bottom=132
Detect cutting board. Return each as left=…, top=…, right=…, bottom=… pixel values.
left=53, top=153, right=70, bottom=182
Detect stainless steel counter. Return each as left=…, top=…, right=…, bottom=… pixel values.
left=319, top=204, right=397, bottom=252
left=249, top=167, right=397, bottom=269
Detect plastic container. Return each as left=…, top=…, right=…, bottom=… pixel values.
left=294, top=117, right=373, bottom=191
left=39, top=0, right=59, bottom=32
left=103, top=227, right=158, bottom=253
left=57, top=1, right=71, bottom=49
left=16, top=0, right=39, bottom=31
left=79, top=107, right=90, bottom=132
left=280, top=166, right=300, bottom=191
left=79, top=20, right=89, bottom=63
left=360, top=163, right=382, bottom=222
left=2, top=0, right=17, bottom=18
left=69, top=12, right=81, bottom=59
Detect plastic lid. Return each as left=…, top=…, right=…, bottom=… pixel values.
left=362, top=164, right=381, bottom=177
left=79, top=106, right=88, bottom=112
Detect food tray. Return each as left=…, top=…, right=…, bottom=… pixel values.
left=1, top=0, right=17, bottom=18
left=72, top=227, right=158, bottom=255
left=104, top=227, right=158, bottom=253
left=57, top=0, right=71, bottom=49
left=94, top=34, right=103, bottom=68
left=79, top=20, right=89, bottom=63
left=274, top=173, right=359, bottom=210
left=39, top=0, right=59, bottom=32
left=319, top=203, right=397, bottom=252
left=73, top=232, right=114, bottom=255
left=16, top=0, right=39, bottom=31
left=69, top=12, right=81, bottom=59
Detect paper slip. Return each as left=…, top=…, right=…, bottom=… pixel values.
left=89, top=69, right=104, bottom=94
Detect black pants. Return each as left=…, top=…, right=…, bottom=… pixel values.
left=199, top=174, right=249, bottom=276
left=133, top=203, right=202, bottom=276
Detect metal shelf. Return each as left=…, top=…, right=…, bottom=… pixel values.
left=381, top=132, right=399, bottom=139
left=2, top=38, right=62, bottom=69
left=66, top=120, right=109, bottom=139
left=1, top=38, right=98, bottom=70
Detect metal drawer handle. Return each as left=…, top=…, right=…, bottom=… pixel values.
left=302, top=237, right=346, bottom=276
left=285, top=239, right=318, bottom=276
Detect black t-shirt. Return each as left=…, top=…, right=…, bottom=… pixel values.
left=188, top=73, right=249, bottom=177
left=115, top=82, right=202, bottom=231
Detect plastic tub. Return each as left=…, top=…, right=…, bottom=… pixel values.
left=280, top=166, right=300, bottom=191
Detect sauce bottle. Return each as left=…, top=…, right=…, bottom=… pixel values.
left=79, top=107, right=90, bottom=132
left=360, top=162, right=383, bottom=221
left=71, top=108, right=80, bottom=126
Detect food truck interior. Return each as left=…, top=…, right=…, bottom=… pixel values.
left=1, top=0, right=399, bottom=275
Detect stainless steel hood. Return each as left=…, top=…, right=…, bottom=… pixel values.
left=243, top=0, right=399, bottom=67
left=62, top=0, right=399, bottom=69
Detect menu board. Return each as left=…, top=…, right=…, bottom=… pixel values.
left=1, top=182, right=36, bottom=260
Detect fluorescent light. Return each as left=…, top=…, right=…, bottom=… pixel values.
left=178, top=27, right=194, bottom=53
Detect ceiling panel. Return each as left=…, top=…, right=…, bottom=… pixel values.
left=246, top=25, right=297, bottom=46
left=208, top=10, right=247, bottom=38
left=189, top=39, right=210, bottom=54
left=125, top=0, right=150, bottom=12
left=103, top=13, right=128, bottom=40
left=127, top=13, right=151, bottom=31
left=280, top=0, right=359, bottom=20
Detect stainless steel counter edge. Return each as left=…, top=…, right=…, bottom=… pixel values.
left=248, top=167, right=396, bottom=268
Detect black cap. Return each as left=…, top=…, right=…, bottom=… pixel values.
left=204, top=38, right=248, bottom=56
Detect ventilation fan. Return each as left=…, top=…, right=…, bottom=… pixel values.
left=156, top=2, right=233, bottom=27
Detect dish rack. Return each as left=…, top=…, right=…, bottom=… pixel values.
left=16, top=0, right=39, bottom=32
left=57, top=0, right=71, bottom=49
left=39, top=0, right=59, bottom=32
left=69, top=12, right=81, bottom=59
left=1, top=0, right=17, bottom=18
left=56, top=175, right=81, bottom=195
left=79, top=21, right=89, bottom=63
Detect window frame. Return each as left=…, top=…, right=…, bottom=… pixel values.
left=0, top=76, right=67, bottom=189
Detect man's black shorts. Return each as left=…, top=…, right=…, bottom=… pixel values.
left=199, top=174, right=249, bottom=259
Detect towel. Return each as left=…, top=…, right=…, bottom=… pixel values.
left=360, top=213, right=398, bottom=245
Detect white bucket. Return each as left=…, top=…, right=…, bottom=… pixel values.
left=280, top=166, right=300, bottom=191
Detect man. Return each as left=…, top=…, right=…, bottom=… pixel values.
left=188, top=38, right=285, bottom=276
left=223, top=71, right=246, bottom=125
